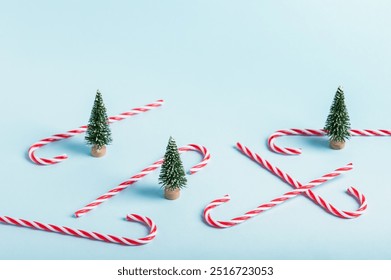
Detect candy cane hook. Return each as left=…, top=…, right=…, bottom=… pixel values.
left=28, top=99, right=164, bottom=165
left=268, top=128, right=391, bottom=155
left=75, top=144, right=210, bottom=218
left=0, top=214, right=157, bottom=246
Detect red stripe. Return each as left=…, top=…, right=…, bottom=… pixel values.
left=78, top=230, right=94, bottom=239
left=379, top=129, right=391, bottom=135
left=286, top=148, right=300, bottom=154
left=93, top=232, right=110, bottom=242
left=63, top=227, right=79, bottom=236
left=4, top=217, right=19, bottom=225
left=108, top=235, right=125, bottom=244
left=206, top=215, right=223, bottom=228
left=20, top=219, right=35, bottom=228
left=123, top=238, right=141, bottom=245
left=50, top=225, right=65, bottom=233
left=139, top=235, right=156, bottom=242
left=35, top=222, right=50, bottom=231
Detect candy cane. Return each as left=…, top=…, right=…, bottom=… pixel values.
left=28, top=99, right=164, bottom=165
left=75, top=144, right=210, bottom=218
left=204, top=143, right=367, bottom=228
left=237, top=142, right=367, bottom=218
left=268, top=128, right=391, bottom=155
left=205, top=163, right=355, bottom=228
left=0, top=214, right=156, bottom=246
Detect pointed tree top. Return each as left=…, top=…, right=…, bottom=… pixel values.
left=95, top=90, right=102, bottom=100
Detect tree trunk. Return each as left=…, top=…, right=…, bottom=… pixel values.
left=91, top=145, right=107, bottom=157
left=329, top=140, right=345, bottom=150
left=164, top=188, right=180, bottom=200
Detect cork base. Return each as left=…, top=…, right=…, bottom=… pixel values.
left=91, top=145, right=107, bottom=157
left=329, top=140, right=345, bottom=150
left=164, top=188, right=180, bottom=200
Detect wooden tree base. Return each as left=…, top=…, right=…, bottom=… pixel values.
left=91, top=145, right=107, bottom=157
left=164, top=188, right=180, bottom=200
left=329, top=140, right=345, bottom=150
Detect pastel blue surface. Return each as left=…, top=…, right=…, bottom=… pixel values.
left=0, top=1, right=390, bottom=260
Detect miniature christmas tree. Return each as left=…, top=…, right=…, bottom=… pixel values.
left=85, top=90, right=112, bottom=157
left=159, top=136, right=187, bottom=200
left=324, top=86, right=351, bottom=150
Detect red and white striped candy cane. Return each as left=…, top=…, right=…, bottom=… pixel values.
left=203, top=143, right=367, bottom=228
left=268, top=128, right=391, bottom=155
left=237, top=143, right=367, bottom=218
left=0, top=214, right=157, bottom=246
left=28, top=99, right=164, bottom=165
left=75, top=144, right=210, bottom=218
left=204, top=163, right=357, bottom=228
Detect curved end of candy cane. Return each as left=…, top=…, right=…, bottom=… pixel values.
left=29, top=149, right=69, bottom=165
left=267, top=134, right=302, bottom=155
left=186, top=144, right=211, bottom=175
left=320, top=186, right=367, bottom=219
left=126, top=213, right=150, bottom=223
left=267, top=129, right=329, bottom=155
left=345, top=186, right=368, bottom=217
left=51, top=154, right=69, bottom=164
left=126, top=214, right=158, bottom=244
left=203, top=195, right=233, bottom=228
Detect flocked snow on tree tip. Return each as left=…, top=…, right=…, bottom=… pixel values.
left=324, top=86, right=351, bottom=143
left=85, top=90, right=112, bottom=149
left=159, top=137, right=187, bottom=190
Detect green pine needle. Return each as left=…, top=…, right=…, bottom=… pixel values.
left=324, top=86, right=351, bottom=142
left=158, top=136, right=187, bottom=190
left=85, top=90, right=112, bottom=149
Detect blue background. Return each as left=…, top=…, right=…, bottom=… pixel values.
left=0, top=0, right=390, bottom=260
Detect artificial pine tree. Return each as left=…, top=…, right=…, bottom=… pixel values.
left=85, top=90, right=112, bottom=157
left=324, top=86, right=351, bottom=150
left=159, top=136, right=187, bottom=200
